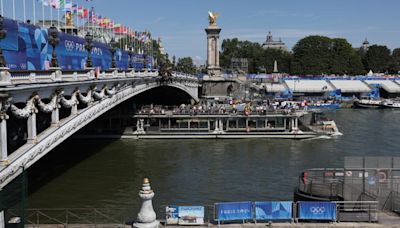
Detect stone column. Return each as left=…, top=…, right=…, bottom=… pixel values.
left=133, top=178, right=159, bottom=228
left=205, top=27, right=222, bottom=77
left=71, top=103, right=78, bottom=115
left=51, top=107, right=59, bottom=126
left=27, top=112, right=37, bottom=143
left=0, top=115, right=7, bottom=162
left=0, top=210, right=4, bottom=228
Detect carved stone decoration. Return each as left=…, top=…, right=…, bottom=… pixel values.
left=105, top=86, right=116, bottom=96
left=10, top=96, right=38, bottom=119
left=93, top=87, right=107, bottom=100
left=78, top=90, right=93, bottom=105
left=60, top=91, right=79, bottom=108
left=37, top=94, right=59, bottom=113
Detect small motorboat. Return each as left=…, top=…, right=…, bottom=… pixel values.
left=380, top=99, right=400, bottom=109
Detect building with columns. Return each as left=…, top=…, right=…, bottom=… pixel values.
left=262, top=31, right=288, bottom=51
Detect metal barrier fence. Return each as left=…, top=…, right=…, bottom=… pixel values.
left=4, top=201, right=379, bottom=226
left=297, top=167, right=400, bottom=210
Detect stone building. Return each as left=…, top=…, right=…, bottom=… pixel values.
left=262, top=31, right=287, bottom=51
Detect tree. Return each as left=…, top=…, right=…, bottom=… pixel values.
left=257, top=48, right=292, bottom=73
left=292, top=36, right=364, bottom=75
left=389, top=48, right=400, bottom=74
left=363, top=45, right=392, bottom=73
left=292, top=36, right=333, bottom=75
left=176, top=57, right=196, bottom=74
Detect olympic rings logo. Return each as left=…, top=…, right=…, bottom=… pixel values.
left=310, top=207, right=325, bottom=214
left=64, top=40, right=75, bottom=51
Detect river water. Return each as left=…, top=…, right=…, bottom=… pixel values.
left=26, top=109, right=400, bottom=214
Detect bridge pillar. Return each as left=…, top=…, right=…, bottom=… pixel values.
left=51, top=106, right=59, bottom=126
left=71, top=103, right=78, bottom=115
left=0, top=210, right=4, bottom=228
left=27, top=112, right=37, bottom=143
left=0, top=117, right=7, bottom=162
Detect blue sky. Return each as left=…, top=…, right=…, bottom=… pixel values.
left=4, top=0, right=400, bottom=65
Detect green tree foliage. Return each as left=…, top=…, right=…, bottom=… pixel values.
left=389, top=48, right=400, bottom=74
left=257, top=48, right=292, bottom=73
left=363, top=45, right=392, bottom=73
left=292, top=36, right=332, bottom=75
left=176, top=57, right=196, bottom=74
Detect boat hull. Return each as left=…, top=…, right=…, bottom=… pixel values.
left=353, top=101, right=381, bottom=109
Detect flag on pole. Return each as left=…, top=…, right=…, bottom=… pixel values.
left=64, top=0, right=72, bottom=12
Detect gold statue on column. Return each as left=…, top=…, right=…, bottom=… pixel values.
left=208, top=11, right=219, bottom=26
left=65, top=12, right=74, bottom=27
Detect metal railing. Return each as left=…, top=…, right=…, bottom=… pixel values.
left=0, top=69, right=163, bottom=86
left=335, top=201, right=379, bottom=222
left=6, top=208, right=134, bottom=227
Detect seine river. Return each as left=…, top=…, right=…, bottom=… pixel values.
left=26, top=109, right=400, bottom=215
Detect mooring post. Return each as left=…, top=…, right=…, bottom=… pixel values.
left=133, top=178, right=159, bottom=228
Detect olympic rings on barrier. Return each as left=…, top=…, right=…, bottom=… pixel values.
left=310, top=207, right=325, bottom=214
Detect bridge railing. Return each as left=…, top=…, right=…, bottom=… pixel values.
left=0, top=69, right=161, bottom=86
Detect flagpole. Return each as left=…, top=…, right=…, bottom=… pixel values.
left=50, top=4, right=53, bottom=26
left=0, top=0, right=3, bottom=17
left=42, top=0, right=44, bottom=27
left=12, top=0, right=15, bottom=20
left=23, top=0, right=26, bottom=22
left=33, top=0, right=36, bottom=25
left=57, top=8, right=60, bottom=28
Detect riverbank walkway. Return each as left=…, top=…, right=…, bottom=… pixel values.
left=23, top=211, right=400, bottom=228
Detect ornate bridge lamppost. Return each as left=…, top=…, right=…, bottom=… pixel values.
left=128, top=45, right=134, bottom=69
left=48, top=25, right=59, bottom=68
left=109, top=38, right=117, bottom=69
left=0, top=15, right=7, bottom=68
left=84, top=32, right=93, bottom=68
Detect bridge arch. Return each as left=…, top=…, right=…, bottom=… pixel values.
left=0, top=74, right=199, bottom=188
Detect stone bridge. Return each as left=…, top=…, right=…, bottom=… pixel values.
left=0, top=69, right=199, bottom=189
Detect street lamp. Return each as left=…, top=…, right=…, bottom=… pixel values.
left=84, top=32, right=93, bottom=68
left=109, top=38, right=117, bottom=69
left=0, top=15, right=7, bottom=68
left=48, top=25, right=59, bottom=68
left=128, top=45, right=134, bottom=69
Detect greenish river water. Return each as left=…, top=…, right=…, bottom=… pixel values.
left=26, top=109, right=400, bottom=215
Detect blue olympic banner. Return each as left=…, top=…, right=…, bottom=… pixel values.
left=215, top=201, right=253, bottom=221
left=0, top=18, right=149, bottom=71
left=255, top=201, right=292, bottom=220
left=298, top=201, right=336, bottom=221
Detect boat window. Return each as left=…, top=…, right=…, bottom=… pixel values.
left=248, top=120, right=256, bottom=128
left=160, top=119, right=169, bottom=128
left=257, top=119, right=265, bottom=128
left=276, top=118, right=284, bottom=128
left=170, top=119, right=178, bottom=128
left=199, top=121, right=208, bottom=128
left=238, top=119, right=246, bottom=128
left=228, top=120, right=237, bottom=128
left=179, top=121, right=188, bottom=129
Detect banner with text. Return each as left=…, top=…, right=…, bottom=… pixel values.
left=255, top=201, right=292, bottom=220
left=178, top=206, right=204, bottom=225
left=298, top=201, right=336, bottom=221
left=215, top=201, right=253, bottom=221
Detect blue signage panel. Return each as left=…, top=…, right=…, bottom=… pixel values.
left=0, top=17, right=148, bottom=71
left=299, top=201, right=336, bottom=221
left=215, top=201, right=253, bottom=221
left=255, top=201, right=292, bottom=220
